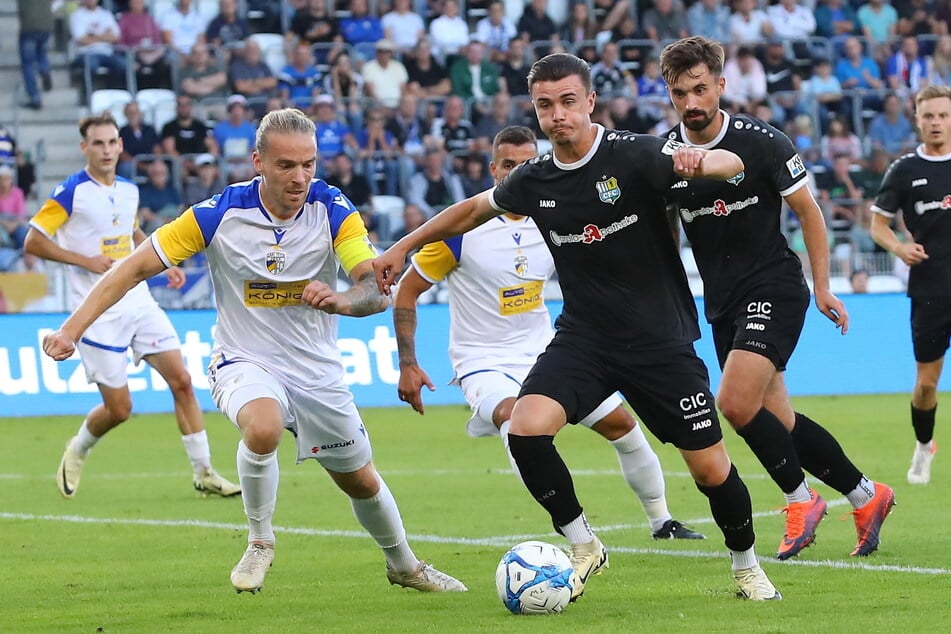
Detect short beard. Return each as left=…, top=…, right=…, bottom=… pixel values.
left=682, top=110, right=716, bottom=132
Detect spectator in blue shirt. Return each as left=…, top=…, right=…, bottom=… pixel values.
left=138, top=159, right=182, bottom=233
left=867, top=92, right=916, bottom=158
left=687, top=0, right=731, bottom=42
left=278, top=41, right=322, bottom=108
left=815, top=0, right=858, bottom=41
left=311, top=94, right=358, bottom=179
left=341, top=0, right=384, bottom=47
left=213, top=94, right=258, bottom=181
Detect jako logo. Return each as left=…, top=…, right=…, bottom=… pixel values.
left=539, top=200, right=556, bottom=208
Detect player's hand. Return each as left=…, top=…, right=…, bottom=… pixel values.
left=165, top=266, right=186, bottom=289
left=397, top=363, right=435, bottom=415
left=85, top=255, right=115, bottom=274
left=301, top=280, right=349, bottom=314
left=896, top=242, right=928, bottom=266
left=372, top=247, right=408, bottom=296
left=815, top=288, right=849, bottom=335
left=42, top=329, right=76, bottom=361
left=672, top=146, right=705, bottom=179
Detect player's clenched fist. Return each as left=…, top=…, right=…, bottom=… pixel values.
left=43, top=330, right=76, bottom=361
left=672, top=146, right=706, bottom=179
left=301, top=280, right=348, bottom=314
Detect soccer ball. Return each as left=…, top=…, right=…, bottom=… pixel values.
left=495, top=540, right=574, bottom=615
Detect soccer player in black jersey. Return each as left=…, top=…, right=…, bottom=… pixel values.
left=374, top=53, right=782, bottom=601
left=660, top=36, right=896, bottom=560
left=871, top=85, right=951, bottom=486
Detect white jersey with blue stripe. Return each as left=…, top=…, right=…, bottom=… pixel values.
left=151, top=177, right=376, bottom=389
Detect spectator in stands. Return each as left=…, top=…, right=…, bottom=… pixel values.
left=473, top=92, right=517, bottom=151
left=0, top=126, right=36, bottom=199
left=589, top=42, right=635, bottom=99
left=886, top=35, right=929, bottom=96
left=160, top=94, right=219, bottom=172
left=937, top=0, right=951, bottom=31
left=642, top=0, right=690, bottom=43
left=390, top=202, right=427, bottom=242
left=361, top=39, right=409, bottom=110
left=427, top=95, right=476, bottom=164
left=835, top=35, right=885, bottom=117
left=429, top=0, right=470, bottom=64
left=591, top=0, right=631, bottom=33
left=803, top=58, right=844, bottom=131
left=326, top=152, right=374, bottom=215
left=475, top=0, right=517, bottom=63
left=382, top=0, right=426, bottom=54
left=213, top=94, right=257, bottom=181
left=857, top=0, right=899, bottom=45
left=386, top=94, right=428, bottom=191
left=767, top=0, right=817, bottom=43
left=404, top=37, right=452, bottom=99
left=517, top=0, right=558, bottom=46
left=817, top=154, right=865, bottom=226
left=118, top=100, right=161, bottom=179
left=355, top=108, right=401, bottom=195
left=722, top=46, right=767, bottom=114
left=928, top=34, right=951, bottom=85
left=289, top=0, right=342, bottom=65
left=762, top=40, right=802, bottom=126
left=311, top=94, right=359, bottom=177
left=608, top=95, right=656, bottom=133
left=867, top=92, right=916, bottom=157
left=138, top=159, right=182, bottom=233
left=278, top=41, right=322, bottom=108
left=815, top=0, right=859, bottom=42
left=687, top=0, right=731, bottom=42
left=70, top=0, right=126, bottom=89
left=323, top=52, right=364, bottom=127
left=899, top=0, right=949, bottom=35
left=159, top=0, right=208, bottom=56
left=205, top=0, right=250, bottom=49
left=406, top=146, right=465, bottom=218
left=855, top=146, right=892, bottom=193
left=849, top=269, right=869, bottom=293
left=730, top=0, right=774, bottom=45
left=230, top=37, right=278, bottom=112
left=340, top=0, right=384, bottom=47
left=17, top=0, right=53, bottom=110
left=449, top=40, right=501, bottom=105
left=0, top=164, right=31, bottom=269
left=459, top=152, right=492, bottom=198
left=119, top=0, right=171, bottom=90
left=184, top=153, right=221, bottom=204
left=611, top=14, right=652, bottom=70
left=559, top=1, right=600, bottom=48
left=178, top=42, right=230, bottom=109
left=636, top=58, right=667, bottom=120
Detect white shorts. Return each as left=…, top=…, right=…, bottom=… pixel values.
left=208, top=360, right=372, bottom=472
left=457, top=365, right=624, bottom=437
left=76, top=307, right=181, bottom=389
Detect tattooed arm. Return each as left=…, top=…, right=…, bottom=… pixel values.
left=391, top=266, right=437, bottom=414
left=300, top=260, right=389, bottom=317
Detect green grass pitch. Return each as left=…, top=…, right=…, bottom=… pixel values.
left=2, top=393, right=948, bottom=632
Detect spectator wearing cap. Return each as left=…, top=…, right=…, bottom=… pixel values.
left=407, top=146, right=465, bottom=218
left=184, top=153, right=222, bottom=204
left=340, top=0, right=383, bottom=47
left=213, top=95, right=257, bottom=181
left=428, top=0, right=469, bottom=64
left=474, top=0, right=517, bottom=63
left=159, top=0, right=208, bottom=56
left=279, top=41, right=323, bottom=109
left=230, top=37, right=278, bottom=111
left=361, top=39, right=409, bottom=109
left=382, top=0, right=425, bottom=54
left=311, top=94, right=359, bottom=178
left=118, top=100, right=161, bottom=179
left=449, top=40, right=501, bottom=103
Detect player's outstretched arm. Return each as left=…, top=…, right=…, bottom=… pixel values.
left=672, top=146, right=744, bottom=180
left=302, top=260, right=390, bottom=317
left=786, top=186, right=849, bottom=334
left=42, top=242, right=168, bottom=361
left=373, top=190, right=498, bottom=295
left=392, top=268, right=436, bottom=414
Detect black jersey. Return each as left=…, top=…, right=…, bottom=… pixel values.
left=489, top=126, right=700, bottom=350
left=873, top=147, right=951, bottom=297
left=664, top=113, right=809, bottom=322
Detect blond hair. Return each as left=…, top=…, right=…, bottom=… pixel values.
left=255, top=108, right=316, bottom=154
left=916, top=85, right=951, bottom=106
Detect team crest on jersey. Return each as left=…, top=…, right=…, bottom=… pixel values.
left=727, top=171, right=745, bottom=186
left=514, top=253, right=528, bottom=276
left=596, top=176, right=621, bottom=205
left=266, top=247, right=286, bottom=274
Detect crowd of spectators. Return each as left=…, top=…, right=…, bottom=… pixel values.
left=14, top=0, right=951, bottom=271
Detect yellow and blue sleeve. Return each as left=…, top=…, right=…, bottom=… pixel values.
left=30, top=199, right=69, bottom=237
left=411, top=237, right=460, bottom=284
left=152, top=208, right=207, bottom=266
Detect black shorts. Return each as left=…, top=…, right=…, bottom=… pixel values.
left=911, top=296, right=951, bottom=363
left=519, top=332, right=722, bottom=451
left=711, top=287, right=809, bottom=372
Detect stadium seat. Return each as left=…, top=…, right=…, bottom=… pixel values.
left=867, top=275, right=906, bottom=293
left=135, top=88, right=177, bottom=130
left=249, top=33, right=287, bottom=75
left=89, top=89, right=134, bottom=126
left=373, top=195, right=406, bottom=240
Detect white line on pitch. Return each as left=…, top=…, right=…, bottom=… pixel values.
left=1, top=510, right=946, bottom=577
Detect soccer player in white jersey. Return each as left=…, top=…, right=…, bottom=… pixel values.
left=24, top=114, right=240, bottom=500
left=41, top=108, right=466, bottom=596
left=393, top=126, right=705, bottom=547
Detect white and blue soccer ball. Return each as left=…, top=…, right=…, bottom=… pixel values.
left=495, top=540, right=574, bottom=615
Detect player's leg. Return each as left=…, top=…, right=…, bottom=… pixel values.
left=907, top=297, right=949, bottom=484
left=582, top=400, right=704, bottom=539
left=458, top=369, right=525, bottom=476
left=145, top=348, right=240, bottom=496
left=767, top=374, right=896, bottom=556
left=209, top=361, right=285, bottom=593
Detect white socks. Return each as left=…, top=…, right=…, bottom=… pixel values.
left=846, top=476, right=876, bottom=509
left=730, top=547, right=758, bottom=571
left=498, top=420, right=523, bottom=480
left=181, top=430, right=212, bottom=474
left=70, top=419, right=100, bottom=457
left=610, top=425, right=672, bottom=533
left=560, top=512, right=595, bottom=545
left=237, top=440, right=279, bottom=545
left=783, top=480, right=813, bottom=505
left=350, top=477, right=419, bottom=574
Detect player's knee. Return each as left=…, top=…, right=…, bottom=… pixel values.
left=105, top=400, right=133, bottom=423
left=165, top=370, right=195, bottom=399
left=242, top=418, right=284, bottom=452
left=593, top=409, right=635, bottom=441
left=715, top=391, right=757, bottom=428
